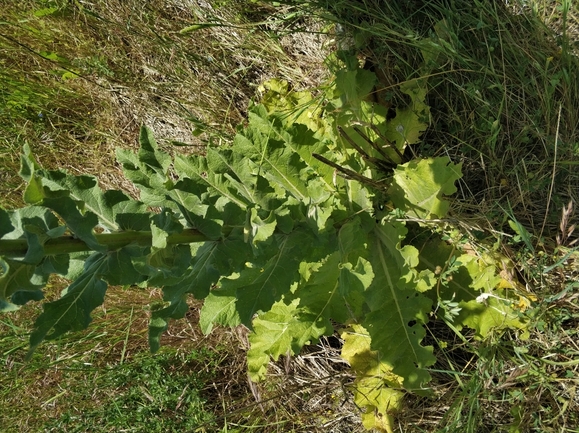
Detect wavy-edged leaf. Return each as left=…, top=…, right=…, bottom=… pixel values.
left=137, top=126, right=172, bottom=174
left=104, top=245, right=148, bottom=286
left=199, top=285, right=238, bottom=334
left=363, top=222, right=435, bottom=391
left=34, top=171, right=137, bottom=231
left=42, top=196, right=105, bottom=253
left=201, top=229, right=312, bottom=331
left=248, top=299, right=322, bottom=381
left=389, top=157, right=462, bottom=219
left=246, top=227, right=375, bottom=381
left=151, top=209, right=183, bottom=250
left=21, top=144, right=144, bottom=235
left=382, top=79, right=430, bottom=152
left=249, top=249, right=371, bottom=378
left=234, top=230, right=313, bottom=325
left=335, top=67, right=376, bottom=110
left=151, top=235, right=251, bottom=347
left=295, top=251, right=371, bottom=330
left=0, top=258, right=44, bottom=311
left=418, top=237, right=527, bottom=337
left=248, top=207, right=277, bottom=247
left=28, top=253, right=108, bottom=357
left=174, top=153, right=251, bottom=211
left=233, top=105, right=310, bottom=202
left=168, top=180, right=226, bottom=239
left=115, top=127, right=173, bottom=208
left=1, top=207, right=63, bottom=264
left=24, top=152, right=149, bottom=233
left=205, top=147, right=280, bottom=209
left=341, top=324, right=404, bottom=433
left=19, top=149, right=105, bottom=251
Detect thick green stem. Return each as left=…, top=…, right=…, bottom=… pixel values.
left=0, top=229, right=212, bottom=257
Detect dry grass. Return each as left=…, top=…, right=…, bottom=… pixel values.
left=0, top=0, right=328, bottom=206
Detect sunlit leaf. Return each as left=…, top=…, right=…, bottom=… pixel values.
left=389, top=157, right=462, bottom=219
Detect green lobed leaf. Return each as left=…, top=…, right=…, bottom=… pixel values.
left=294, top=250, right=370, bottom=328
left=247, top=221, right=375, bottom=380
left=363, top=221, right=435, bottom=391
left=259, top=79, right=333, bottom=140
left=42, top=196, right=105, bottom=253
left=233, top=105, right=311, bottom=202
left=335, top=67, right=376, bottom=111
left=247, top=252, right=347, bottom=381
left=341, top=324, right=404, bottom=433
left=103, top=245, right=148, bottom=286
left=20, top=156, right=108, bottom=253
left=389, top=156, right=463, bottom=219
left=235, top=230, right=315, bottom=326
left=248, top=207, right=277, bottom=248
left=20, top=146, right=143, bottom=240
left=39, top=254, right=70, bottom=276
left=21, top=146, right=150, bottom=233
left=201, top=229, right=315, bottom=331
left=168, top=180, right=227, bottom=239
left=115, top=126, right=174, bottom=208
left=205, top=147, right=276, bottom=208
left=1, top=207, right=63, bottom=264
left=19, top=143, right=41, bottom=183
left=0, top=258, right=44, bottom=311
left=383, top=78, right=431, bottom=151
left=28, top=253, right=109, bottom=357
left=152, top=234, right=251, bottom=345
left=199, top=285, right=238, bottom=334
left=138, top=244, right=193, bottom=287
left=417, top=237, right=527, bottom=337
left=151, top=209, right=184, bottom=250
left=37, top=171, right=140, bottom=231
left=137, top=126, right=172, bottom=174
left=174, top=153, right=251, bottom=212
left=248, top=299, right=323, bottom=381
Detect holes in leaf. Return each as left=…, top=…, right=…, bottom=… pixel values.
left=407, top=320, right=416, bottom=328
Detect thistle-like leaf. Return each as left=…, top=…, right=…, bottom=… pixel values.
left=201, top=229, right=313, bottom=331
left=418, top=237, right=527, bottom=336
left=150, top=234, right=251, bottom=348
left=115, top=126, right=174, bottom=208
left=0, top=258, right=44, bottom=311
left=389, top=157, right=462, bottom=219
left=28, top=253, right=109, bottom=357
left=248, top=299, right=323, bottom=381
left=341, top=324, right=404, bottom=433
left=233, top=105, right=310, bottom=202
left=19, top=148, right=106, bottom=252
left=363, top=221, right=435, bottom=391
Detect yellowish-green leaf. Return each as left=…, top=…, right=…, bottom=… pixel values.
left=389, top=157, right=463, bottom=219
left=341, top=324, right=404, bottom=433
